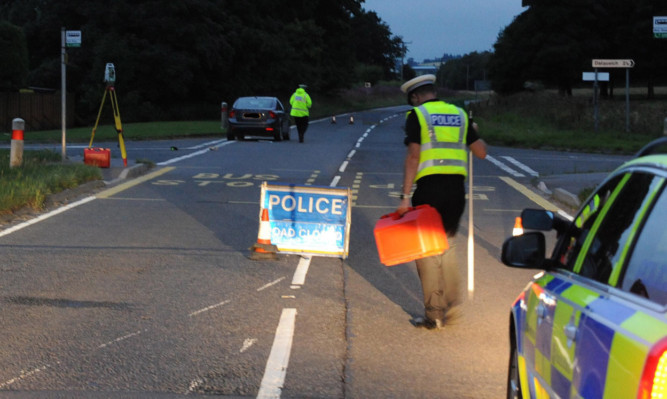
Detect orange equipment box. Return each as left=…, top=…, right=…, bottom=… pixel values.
left=83, top=148, right=111, bottom=168
left=373, top=205, right=449, bottom=266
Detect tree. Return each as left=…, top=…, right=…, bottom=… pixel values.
left=0, top=21, right=29, bottom=90
left=439, top=52, right=491, bottom=91
left=1, top=0, right=403, bottom=122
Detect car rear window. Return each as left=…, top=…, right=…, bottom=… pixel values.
left=235, top=98, right=275, bottom=109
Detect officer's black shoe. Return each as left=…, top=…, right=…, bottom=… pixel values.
left=413, top=317, right=443, bottom=330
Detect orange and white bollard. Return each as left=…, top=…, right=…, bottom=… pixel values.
left=10, top=118, right=25, bottom=168
left=250, top=208, right=278, bottom=260
left=512, top=217, right=524, bottom=236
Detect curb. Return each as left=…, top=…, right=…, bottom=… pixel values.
left=536, top=181, right=581, bottom=210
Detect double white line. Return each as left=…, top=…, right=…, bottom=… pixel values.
left=486, top=155, right=539, bottom=178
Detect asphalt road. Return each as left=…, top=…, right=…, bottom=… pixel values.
left=0, top=108, right=631, bottom=398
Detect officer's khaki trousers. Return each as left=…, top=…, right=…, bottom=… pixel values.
left=415, top=237, right=462, bottom=322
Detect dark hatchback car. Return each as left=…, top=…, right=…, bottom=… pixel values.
left=227, top=96, right=290, bottom=141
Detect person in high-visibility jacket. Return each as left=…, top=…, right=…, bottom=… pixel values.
left=289, top=84, right=312, bottom=143
left=397, top=74, right=487, bottom=330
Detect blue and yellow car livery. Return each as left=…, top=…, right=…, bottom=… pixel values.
left=503, top=138, right=667, bottom=399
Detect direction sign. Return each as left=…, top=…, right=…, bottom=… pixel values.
left=582, top=72, right=609, bottom=82
left=592, top=59, right=635, bottom=68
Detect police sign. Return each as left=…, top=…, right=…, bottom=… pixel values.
left=260, top=182, right=351, bottom=258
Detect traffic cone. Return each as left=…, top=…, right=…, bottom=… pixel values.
left=349, top=115, right=354, bottom=124
left=331, top=115, right=337, bottom=124
left=250, top=208, right=278, bottom=260
left=512, top=217, right=524, bottom=236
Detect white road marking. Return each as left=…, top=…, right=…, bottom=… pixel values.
left=501, top=156, right=539, bottom=177
left=241, top=338, right=258, bottom=353
left=0, top=196, right=96, bottom=238
left=486, top=155, right=525, bottom=177
left=98, top=330, right=145, bottom=349
left=257, top=308, right=297, bottom=399
left=257, top=277, right=286, bottom=291
left=0, top=363, right=55, bottom=389
left=157, top=140, right=235, bottom=165
left=186, top=139, right=228, bottom=150
left=188, top=300, right=231, bottom=317
left=291, top=256, right=311, bottom=287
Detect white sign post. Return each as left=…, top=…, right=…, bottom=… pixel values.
left=591, top=59, right=634, bottom=133
left=61, top=29, right=82, bottom=161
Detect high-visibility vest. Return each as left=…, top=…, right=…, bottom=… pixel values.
left=290, top=89, right=311, bottom=117
left=412, top=102, right=469, bottom=181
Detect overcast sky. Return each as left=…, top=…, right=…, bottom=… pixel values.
left=362, top=0, right=527, bottom=61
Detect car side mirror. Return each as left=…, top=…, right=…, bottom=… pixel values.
left=501, top=232, right=546, bottom=269
left=521, top=209, right=555, bottom=230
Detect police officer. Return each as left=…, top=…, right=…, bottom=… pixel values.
left=290, top=84, right=312, bottom=143
left=397, top=74, right=487, bottom=330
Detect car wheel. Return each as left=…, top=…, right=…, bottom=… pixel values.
left=507, top=334, right=522, bottom=399
left=282, top=119, right=290, bottom=140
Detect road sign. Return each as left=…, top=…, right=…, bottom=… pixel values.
left=65, top=30, right=81, bottom=47
left=592, top=59, right=635, bottom=68
left=260, top=182, right=351, bottom=258
left=582, top=72, right=609, bottom=82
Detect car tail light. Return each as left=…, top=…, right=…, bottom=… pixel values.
left=266, top=127, right=274, bottom=131
left=639, top=337, right=667, bottom=399
left=229, top=110, right=236, bottom=118
left=268, top=111, right=276, bottom=119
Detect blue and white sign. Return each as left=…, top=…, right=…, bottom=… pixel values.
left=260, top=182, right=351, bottom=258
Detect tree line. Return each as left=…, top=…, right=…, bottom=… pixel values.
left=0, top=0, right=404, bottom=124
left=488, top=0, right=667, bottom=96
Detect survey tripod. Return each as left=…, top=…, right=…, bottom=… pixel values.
left=89, top=63, right=127, bottom=166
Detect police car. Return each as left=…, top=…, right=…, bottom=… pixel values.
left=501, top=137, right=667, bottom=399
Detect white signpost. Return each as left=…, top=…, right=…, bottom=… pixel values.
left=590, top=59, right=634, bottom=133
left=61, top=28, right=82, bottom=160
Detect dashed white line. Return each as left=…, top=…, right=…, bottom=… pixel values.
left=291, top=256, right=311, bottom=288
left=189, top=300, right=231, bottom=317
left=257, top=308, right=297, bottom=399
left=0, top=363, right=55, bottom=389
left=98, top=330, right=145, bottom=349
left=257, top=277, right=286, bottom=291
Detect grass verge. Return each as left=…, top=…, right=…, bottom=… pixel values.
left=0, top=149, right=101, bottom=215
